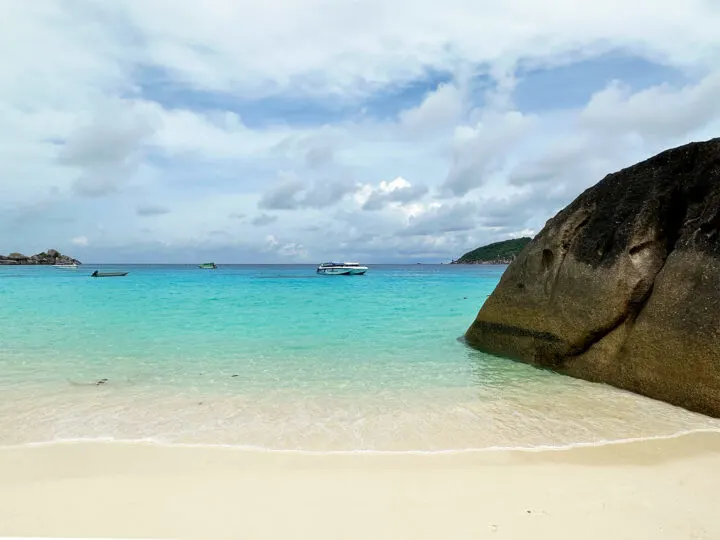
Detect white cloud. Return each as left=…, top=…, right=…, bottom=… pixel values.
left=71, top=236, right=89, bottom=247
left=1, top=1, right=720, bottom=262
left=580, top=73, right=720, bottom=140
left=114, top=0, right=719, bottom=96
left=358, top=177, right=430, bottom=211
left=259, top=175, right=359, bottom=210
left=263, top=234, right=308, bottom=259
left=401, top=201, right=479, bottom=236
left=59, top=100, right=160, bottom=197
left=441, top=110, right=537, bottom=197
left=151, top=107, right=297, bottom=159
left=398, top=82, right=467, bottom=137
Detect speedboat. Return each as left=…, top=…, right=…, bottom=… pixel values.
left=198, top=262, right=217, bottom=269
left=52, top=264, right=78, bottom=270
left=316, top=262, right=368, bottom=275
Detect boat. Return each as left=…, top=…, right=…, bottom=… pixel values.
left=91, top=271, right=128, bottom=277
left=316, top=262, right=368, bottom=275
left=198, top=262, right=217, bottom=269
left=52, top=264, right=78, bottom=270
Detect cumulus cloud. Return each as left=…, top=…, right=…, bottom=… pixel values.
left=579, top=73, right=720, bottom=140
left=440, top=110, right=536, bottom=197
left=257, top=180, right=305, bottom=210
left=263, top=235, right=308, bottom=259
left=473, top=189, right=568, bottom=232
left=505, top=133, right=625, bottom=198
left=259, top=176, right=358, bottom=210
left=360, top=177, right=429, bottom=211
left=112, top=0, right=718, bottom=97
left=58, top=101, right=160, bottom=197
left=305, top=145, right=335, bottom=169
left=398, top=82, right=467, bottom=137
left=400, top=201, right=478, bottom=237
left=2, top=1, right=720, bottom=262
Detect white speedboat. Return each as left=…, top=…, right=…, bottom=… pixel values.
left=316, top=262, right=368, bottom=275
left=52, top=264, right=78, bottom=270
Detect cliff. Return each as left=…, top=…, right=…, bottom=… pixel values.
left=0, top=249, right=81, bottom=265
left=464, top=138, right=720, bottom=417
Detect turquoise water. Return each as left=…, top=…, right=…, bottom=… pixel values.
left=1, top=264, right=718, bottom=450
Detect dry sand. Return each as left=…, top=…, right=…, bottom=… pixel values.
left=0, top=432, right=719, bottom=540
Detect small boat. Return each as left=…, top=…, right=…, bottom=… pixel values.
left=316, top=262, right=368, bottom=275
left=198, top=262, right=217, bottom=269
left=91, top=271, right=128, bottom=278
left=52, top=264, right=78, bottom=270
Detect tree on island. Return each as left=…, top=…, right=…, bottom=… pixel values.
left=452, top=237, right=532, bottom=264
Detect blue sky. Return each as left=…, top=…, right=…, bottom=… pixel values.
left=1, top=1, right=719, bottom=263
left=514, top=52, right=689, bottom=112
left=136, top=66, right=459, bottom=128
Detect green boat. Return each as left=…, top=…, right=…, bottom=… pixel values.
left=198, top=262, right=217, bottom=269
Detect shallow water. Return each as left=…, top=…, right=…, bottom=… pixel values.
left=1, top=264, right=718, bottom=451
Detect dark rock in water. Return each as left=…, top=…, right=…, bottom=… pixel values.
left=465, top=138, right=720, bottom=417
left=0, top=249, right=81, bottom=265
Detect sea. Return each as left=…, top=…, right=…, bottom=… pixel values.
left=1, top=264, right=718, bottom=452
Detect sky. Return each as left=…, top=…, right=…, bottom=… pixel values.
left=1, top=0, right=719, bottom=263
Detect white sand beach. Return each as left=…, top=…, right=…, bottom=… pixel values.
left=0, top=432, right=718, bottom=540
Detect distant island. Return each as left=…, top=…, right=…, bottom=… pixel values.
left=451, top=237, right=532, bottom=264
left=0, top=249, right=81, bottom=266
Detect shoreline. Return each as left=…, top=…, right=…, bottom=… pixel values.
left=1, top=432, right=719, bottom=539
left=4, top=366, right=719, bottom=452
left=3, top=426, right=720, bottom=455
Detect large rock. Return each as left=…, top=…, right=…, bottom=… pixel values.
left=465, top=139, right=720, bottom=417
left=0, top=250, right=81, bottom=265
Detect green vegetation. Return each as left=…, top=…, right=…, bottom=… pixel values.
left=453, top=237, right=532, bottom=264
